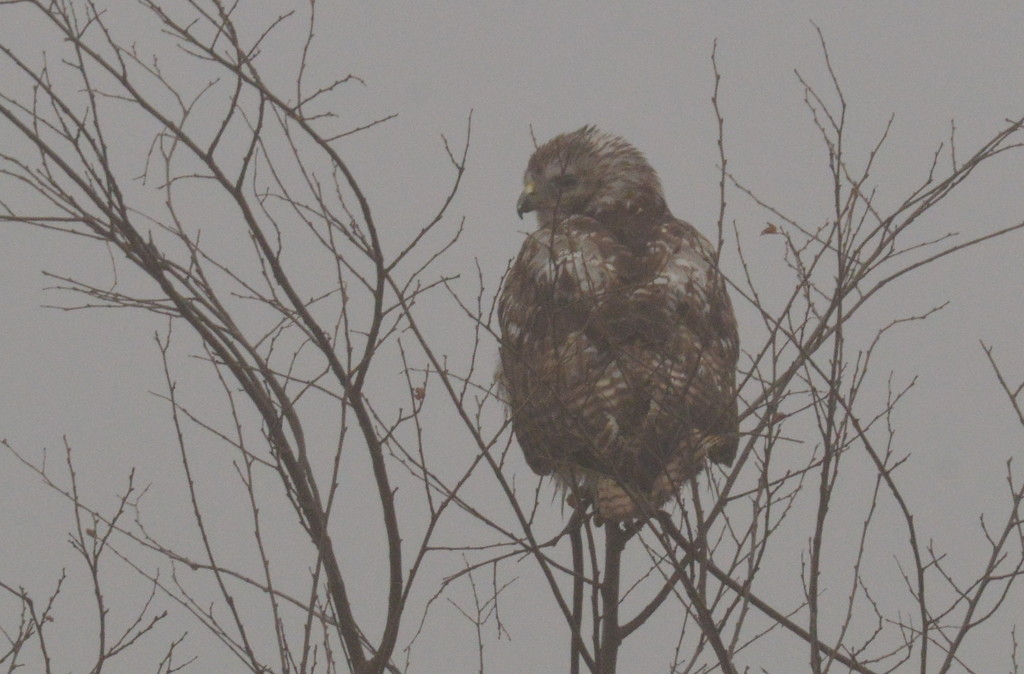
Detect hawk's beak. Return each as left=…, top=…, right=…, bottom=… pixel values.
left=517, top=181, right=537, bottom=219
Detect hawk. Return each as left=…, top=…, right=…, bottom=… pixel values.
left=497, top=126, right=739, bottom=522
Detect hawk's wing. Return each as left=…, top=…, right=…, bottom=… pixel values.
left=626, top=217, right=740, bottom=468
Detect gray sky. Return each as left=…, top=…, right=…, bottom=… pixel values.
left=2, top=1, right=1024, bottom=672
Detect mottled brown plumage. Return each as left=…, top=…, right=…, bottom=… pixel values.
left=498, top=126, right=739, bottom=522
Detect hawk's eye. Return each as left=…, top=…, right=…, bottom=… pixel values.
left=550, top=174, right=578, bottom=189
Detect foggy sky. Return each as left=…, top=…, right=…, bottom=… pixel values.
left=3, top=2, right=1024, bottom=671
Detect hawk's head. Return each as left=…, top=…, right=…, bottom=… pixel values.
left=517, top=126, right=666, bottom=226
